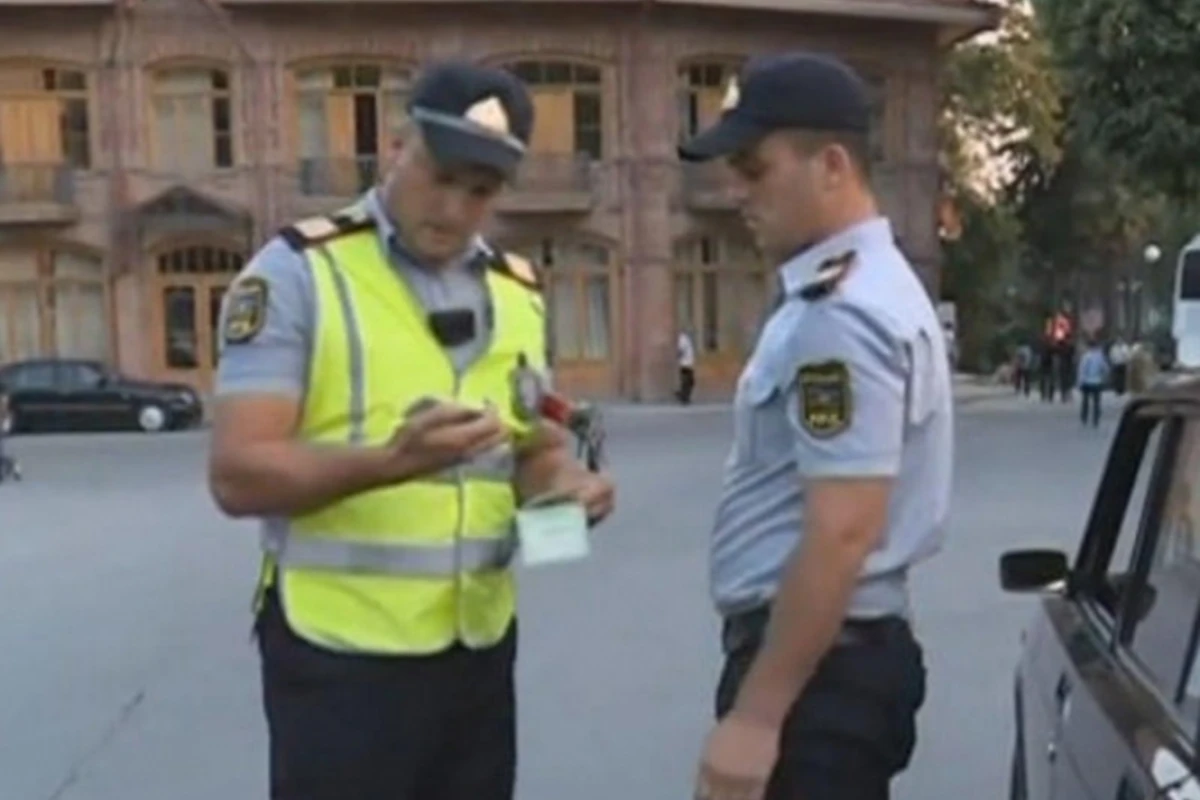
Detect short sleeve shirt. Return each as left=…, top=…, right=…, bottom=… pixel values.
left=709, top=217, right=953, bottom=619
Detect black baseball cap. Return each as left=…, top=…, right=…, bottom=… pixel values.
left=407, top=60, right=534, bottom=180
left=678, top=51, right=871, bottom=162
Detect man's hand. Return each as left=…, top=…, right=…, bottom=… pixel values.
left=544, top=468, right=615, bottom=525
left=384, top=400, right=509, bottom=481
left=694, top=712, right=780, bottom=800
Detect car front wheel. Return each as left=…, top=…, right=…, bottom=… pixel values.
left=137, top=404, right=167, bottom=433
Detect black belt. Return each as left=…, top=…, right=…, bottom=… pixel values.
left=721, top=605, right=909, bottom=655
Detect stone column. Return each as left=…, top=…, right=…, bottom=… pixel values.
left=619, top=11, right=676, bottom=401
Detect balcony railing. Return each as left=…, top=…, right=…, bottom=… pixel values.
left=0, top=163, right=78, bottom=224
left=0, top=163, right=76, bottom=205
left=298, top=156, right=379, bottom=197
left=500, top=153, right=594, bottom=213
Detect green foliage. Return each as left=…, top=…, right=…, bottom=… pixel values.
left=939, top=1, right=1065, bottom=369
left=941, top=193, right=1025, bottom=372
left=941, top=5, right=1064, bottom=195
left=940, top=0, right=1200, bottom=368
left=1037, top=0, right=1200, bottom=202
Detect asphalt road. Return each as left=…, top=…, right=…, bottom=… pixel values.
left=0, top=393, right=1122, bottom=800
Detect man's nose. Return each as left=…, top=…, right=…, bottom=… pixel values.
left=436, top=188, right=472, bottom=223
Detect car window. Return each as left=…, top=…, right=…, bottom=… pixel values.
left=56, top=362, right=105, bottom=389
left=1087, top=422, right=1166, bottom=623
left=4, top=363, right=56, bottom=390
left=1134, top=422, right=1200, bottom=728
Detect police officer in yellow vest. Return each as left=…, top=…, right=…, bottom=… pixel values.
left=208, top=60, right=615, bottom=800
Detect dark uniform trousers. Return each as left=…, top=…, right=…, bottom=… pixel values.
left=715, top=606, right=926, bottom=800
left=256, top=589, right=517, bottom=800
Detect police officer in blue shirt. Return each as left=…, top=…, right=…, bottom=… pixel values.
left=679, top=52, right=953, bottom=800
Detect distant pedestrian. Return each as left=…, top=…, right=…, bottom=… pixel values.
left=1037, top=338, right=1056, bottom=402
left=0, top=388, right=19, bottom=483
left=1077, top=338, right=1110, bottom=427
left=1056, top=339, right=1076, bottom=404
left=1014, top=343, right=1033, bottom=396
left=677, top=329, right=696, bottom=404
left=1108, top=337, right=1130, bottom=395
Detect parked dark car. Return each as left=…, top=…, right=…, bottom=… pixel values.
left=1001, top=381, right=1200, bottom=799
left=0, top=358, right=202, bottom=433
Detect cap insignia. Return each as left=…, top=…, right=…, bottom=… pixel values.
left=465, top=96, right=510, bottom=137
left=721, top=77, right=740, bottom=112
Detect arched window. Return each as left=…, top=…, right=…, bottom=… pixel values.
left=504, top=60, right=602, bottom=160
left=672, top=234, right=764, bottom=357
left=150, top=66, right=234, bottom=172
left=514, top=236, right=614, bottom=362
left=676, top=59, right=742, bottom=144
left=293, top=62, right=412, bottom=196
left=0, top=246, right=108, bottom=363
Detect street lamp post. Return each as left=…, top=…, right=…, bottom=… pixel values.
left=1139, top=243, right=1162, bottom=340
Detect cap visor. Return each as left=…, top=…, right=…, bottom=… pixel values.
left=418, top=118, right=522, bottom=179
left=678, top=114, right=769, bottom=162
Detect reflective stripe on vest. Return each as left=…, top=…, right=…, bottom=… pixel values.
left=262, top=523, right=517, bottom=574
left=265, top=244, right=518, bottom=577
left=273, top=224, right=545, bottom=654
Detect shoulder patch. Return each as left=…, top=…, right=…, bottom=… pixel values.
left=278, top=201, right=375, bottom=252
left=487, top=250, right=543, bottom=291
left=222, top=275, right=269, bottom=345
left=800, top=250, right=856, bottom=302
left=796, top=360, right=852, bottom=438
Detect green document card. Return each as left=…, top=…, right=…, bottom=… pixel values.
left=516, top=501, right=590, bottom=566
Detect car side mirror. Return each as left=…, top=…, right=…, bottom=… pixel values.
left=999, top=549, right=1069, bottom=593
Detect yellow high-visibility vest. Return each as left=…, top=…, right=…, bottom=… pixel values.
left=257, top=203, right=547, bottom=655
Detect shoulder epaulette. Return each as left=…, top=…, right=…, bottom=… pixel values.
left=800, top=250, right=856, bottom=301
left=278, top=201, right=376, bottom=252
left=485, top=248, right=542, bottom=292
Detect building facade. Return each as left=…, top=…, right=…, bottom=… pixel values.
left=0, top=0, right=996, bottom=401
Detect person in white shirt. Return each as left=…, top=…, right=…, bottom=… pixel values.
left=1108, top=337, right=1131, bottom=395
left=676, top=329, right=696, bottom=404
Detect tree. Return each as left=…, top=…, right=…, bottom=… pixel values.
left=1037, top=0, right=1200, bottom=201
left=939, top=1, right=1064, bottom=369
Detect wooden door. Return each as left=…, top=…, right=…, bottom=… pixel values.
left=154, top=274, right=231, bottom=393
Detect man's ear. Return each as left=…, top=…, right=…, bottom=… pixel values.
left=820, top=143, right=854, bottom=189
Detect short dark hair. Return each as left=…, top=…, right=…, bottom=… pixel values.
left=787, top=129, right=872, bottom=180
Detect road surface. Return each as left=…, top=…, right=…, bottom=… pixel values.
left=0, top=393, right=1117, bottom=800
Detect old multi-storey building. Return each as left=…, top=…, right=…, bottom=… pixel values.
left=0, top=0, right=996, bottom=401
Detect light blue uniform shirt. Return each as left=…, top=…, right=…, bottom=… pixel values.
left=215, top=188, right=496, bottom=398
left=1077, top=347, right=1110, bottom=388
left=709, top=217, right=953, bottom=620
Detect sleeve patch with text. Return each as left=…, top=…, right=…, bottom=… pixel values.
left=797, top=360, right=852, bottom=437
left=222, top=276, right=268, bottom=345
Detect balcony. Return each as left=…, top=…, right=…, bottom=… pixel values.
left=680, top=162, right=739, bottom=211
left=497, top=153, right=594, bottom=214
left=0, top=163, right=79, bottom=225
left=297, top=156, right=379, bottom=199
